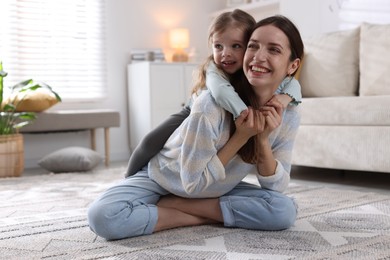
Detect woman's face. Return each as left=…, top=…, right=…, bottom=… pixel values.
left=243, top=24, right=298, bottom=95
left=211, top=27, right=246, bottom=74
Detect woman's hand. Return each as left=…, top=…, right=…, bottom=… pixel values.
left=252, top=99, right=283, bottom=177
left=217, top=108, right=265, bottom=166
left=258, top=99, right=284, bottom=138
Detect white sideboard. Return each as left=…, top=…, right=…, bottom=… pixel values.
left=127, top=62, right=198, bottom=151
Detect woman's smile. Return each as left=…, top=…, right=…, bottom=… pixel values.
left=250, top=64, right=270, bottom=74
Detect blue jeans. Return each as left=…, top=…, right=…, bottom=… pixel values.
left=87, top=170, right=297, bottom=240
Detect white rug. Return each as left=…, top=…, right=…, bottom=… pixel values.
left=0, top=167, right=389, bottom=259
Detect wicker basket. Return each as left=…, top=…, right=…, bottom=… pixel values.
left=0, top=134, right=24, bottom=178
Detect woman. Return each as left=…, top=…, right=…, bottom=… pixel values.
left=88, top=15, right=304, bottom=240
left=125, top=10, right=302, bottom=178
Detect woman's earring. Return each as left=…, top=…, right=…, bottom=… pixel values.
left=286, top=73, right=293, bottom=84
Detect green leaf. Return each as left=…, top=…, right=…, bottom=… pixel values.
left=3, top=104, right=16, bottom=112
left=18, top=84, right=40, bottom=92
left=13, top=121, right=33, bottom=129
left=11, top=79, right=33, bottom=90
left=14, top=112, right=37, bottom=120
left=51, top=89, right=62, bottom=101
left=39, top=82, right=62, bottom=101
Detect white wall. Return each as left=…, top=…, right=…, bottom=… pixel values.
left=281, top=0, right=344, bottom=38
left=281, top=0, right=390, bottom=38
left=24, top=0, right=226, bottom=169
left=24, top=0, right=386, bottom=169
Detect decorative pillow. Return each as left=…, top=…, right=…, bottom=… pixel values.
left=299, top=27, right=360, bottom=97
left=3, top=88, right=59, bottom=112
left=359, top=23, right=390, bottom=96
left=38, top=147, right=103, bottom=173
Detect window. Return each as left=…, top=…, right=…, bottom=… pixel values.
left=338, top=0, right=390, bottom=30
left=0, top=0, right=106, bottom=101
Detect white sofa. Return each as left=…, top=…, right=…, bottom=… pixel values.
left=291, top=22, right=390, bottom=173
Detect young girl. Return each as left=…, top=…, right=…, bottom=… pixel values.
left=88, top=14, right=304, bottom=240
left=125, top=9, right=302, bottom=177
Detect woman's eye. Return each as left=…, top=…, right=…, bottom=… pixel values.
left=247, top=43, right=257, bottom=49
left=270, top=47, right=281, bottom=53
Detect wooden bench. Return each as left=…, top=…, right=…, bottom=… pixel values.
left=20, top=109, right=120, bottom=166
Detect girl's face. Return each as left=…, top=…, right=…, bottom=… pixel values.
left=211, top=27, right=246, bottom=74
left=243, top=24, right=299, bottom=96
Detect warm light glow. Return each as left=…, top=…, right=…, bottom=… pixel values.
left=169, top=28, right=189, bottom=49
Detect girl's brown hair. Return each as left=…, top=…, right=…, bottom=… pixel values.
left=191, top=9, right=256, bottom=95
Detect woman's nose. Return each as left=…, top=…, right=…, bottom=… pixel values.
left=256, top=48, right=267, bottom=60
left=254, top=46, right=266, bottom=61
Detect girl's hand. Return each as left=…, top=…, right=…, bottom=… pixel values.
left=269, top=94, right=292, bottom=109
left=234, top=107, right=265, bottom=140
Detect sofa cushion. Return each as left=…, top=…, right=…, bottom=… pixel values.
left=292, top=125, right=390, bottom=172
left=299, top=96, right=390, bottom=126
left=299, top=27, right=360, bottom=97
left=359, top=23, right=390, bottom=96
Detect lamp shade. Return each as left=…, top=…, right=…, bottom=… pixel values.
left=169, top=28, right=189, bottom=49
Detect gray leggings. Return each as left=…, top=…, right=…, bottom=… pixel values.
left=125, top=106, right=191, bottom=177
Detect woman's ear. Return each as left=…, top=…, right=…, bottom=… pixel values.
left=288, top=58, right=300, bottom=75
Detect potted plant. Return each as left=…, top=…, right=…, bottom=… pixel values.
left=0, top=62, right=61, bottom=177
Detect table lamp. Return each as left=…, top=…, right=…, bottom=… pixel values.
left=169, top=28, right=189, bottom=62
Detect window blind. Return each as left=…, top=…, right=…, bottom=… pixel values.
left=338, top=0, right=390, bottom=30
left=0, top=0, right=106, bottom=101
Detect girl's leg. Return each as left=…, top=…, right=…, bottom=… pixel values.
left=88, top=170, right=169, bottom=240
left=125, top=106, right=191, bottom=177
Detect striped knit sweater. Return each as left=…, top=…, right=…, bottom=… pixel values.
left=148, top=90, right=300, bottom=198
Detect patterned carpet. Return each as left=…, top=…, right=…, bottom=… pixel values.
left=0, top=167, right=389, bottom=260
